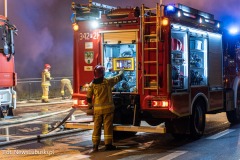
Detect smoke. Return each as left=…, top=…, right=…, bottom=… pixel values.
left=0, top=0, right=73, bottom=78
left=0, top=0, right=240, bottom=78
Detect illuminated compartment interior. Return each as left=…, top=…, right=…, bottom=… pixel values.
left=103, top=44, right=137, bottom=92
left=189, top=35, right=208, bottom=86
left=171, top=27, right=208, bottom=90
left=171, top=30, right=188, bottom=90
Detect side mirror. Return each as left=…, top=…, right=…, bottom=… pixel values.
left=3, top=41, right=9, bottom=55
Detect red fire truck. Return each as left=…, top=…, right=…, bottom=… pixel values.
left=67, top=1, right=240, bottom=139
left=0, top=15, right=17, bottom=118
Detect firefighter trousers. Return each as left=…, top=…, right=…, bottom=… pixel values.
left=92, top=112, right=114, bottom=146
left=60, top=82, right=73, bottom=96
left=42, top=86, right=50, bottom=102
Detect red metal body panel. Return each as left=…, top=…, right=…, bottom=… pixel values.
left=0, top=53, right=16, bottom=87
left=209, top=90, right=224, bottom=111
left=171, top=92, right=190, bottom=116
left=73, top=21, right=101, bottom=95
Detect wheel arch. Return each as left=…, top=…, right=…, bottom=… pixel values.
left=191, top=93, right=208, bottom=114
left=232, top=76, right=240, bottom=109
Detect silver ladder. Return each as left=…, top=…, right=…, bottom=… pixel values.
left=141, top=3, right=161, bottom=95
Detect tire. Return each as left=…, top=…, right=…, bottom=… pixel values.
left=171, top=133, right=187, bottom=140
left=226, top=87, right=240, bottom=124
left=7, top=107, right=14, bottom=116
left=190, top=101, right=206, bottom=139
left=165, top=117, right=189, bottom=140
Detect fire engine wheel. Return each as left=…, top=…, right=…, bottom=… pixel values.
left=226, top=88, right=240, bottom=124
left=7, top=107, right=14, bottom=116
left=190, top=101, right=206, bottom=139
left=226, top=110, right=240, bottom=124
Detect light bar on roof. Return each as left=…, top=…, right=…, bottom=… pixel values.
left=166, top=5, right=175, bottom=12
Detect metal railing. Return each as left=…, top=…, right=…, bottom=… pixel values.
left=16, top=77, right=73, bottom=101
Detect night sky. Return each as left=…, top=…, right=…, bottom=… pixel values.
left=0, top=0, right=239, bottom=78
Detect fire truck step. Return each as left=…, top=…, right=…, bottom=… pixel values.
left=144, top=48, right=157, bottom=50
left=144, top=34, right=157, bottom=37
left=144, top=61, right=157, bottom=64
left=144, top=87, right=158, bottom=90
left=64, top=123, right=166, bottom=133
left=144, top=74, right=158, bottom=76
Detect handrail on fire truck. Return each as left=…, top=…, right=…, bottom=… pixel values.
left=71, top=1, right=116, bottom=22
left=141, top=3, right=161, bottom=95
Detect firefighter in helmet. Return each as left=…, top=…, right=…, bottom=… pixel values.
left=41, top=64, right=53, bottom=103
left=87, top=64, right=124, bottom=152
left=60, top=78, right=73, bottom=99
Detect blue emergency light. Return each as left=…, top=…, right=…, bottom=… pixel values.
left=166, top=5, right=175, bottom=12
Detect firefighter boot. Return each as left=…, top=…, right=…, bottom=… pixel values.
left=92, top=145, right=98, bottom=152
left=105, top=144, right=116, bottom=151
left=42, top=99, right=49, bottom=103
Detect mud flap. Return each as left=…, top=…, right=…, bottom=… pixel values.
left=7, top=107, right=13, bottom=116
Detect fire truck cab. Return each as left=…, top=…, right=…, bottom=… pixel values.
left=0, top=15, right=17, bottom=118
left=69, top=1, right=240, bottom=139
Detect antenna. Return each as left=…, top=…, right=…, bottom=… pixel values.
left=4, top=0, right=7, bottom=17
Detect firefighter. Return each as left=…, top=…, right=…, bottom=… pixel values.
left=87, top=65, right=124, bottom=152
left=60, top=78, right=73, bottom=99
left=41, top=64, right=53, bottom=103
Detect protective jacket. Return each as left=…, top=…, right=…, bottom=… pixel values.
left=41, top=69, right=52, bottom=102
left=87, top=70, right=123, bottom=114
left=41, top=69, right=52, bottom=86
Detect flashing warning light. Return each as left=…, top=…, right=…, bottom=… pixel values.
left=199, top=18, right=203, bottom=23
left=90, top=20, right=99, bottom=29
left=152, top=100, right=169, bottom=107
left=162, top=18, right=169, bottom=26
left=73, top=99, right=88, bottom=106
left=79, top=100, right=87, bottom=105
left=166, top=5, right=175, bottom=12
left=73, top=99, right=78, bottom=105
left=72, top=23, right=79, bottom=31
left=177, top=11, right=181, bottom=17
left=229, top=27, right=239, bottom=35
left=217, top=23, right=220, bottom=28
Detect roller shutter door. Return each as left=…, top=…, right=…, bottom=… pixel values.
left=103, top=32, right=136, bottom=44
